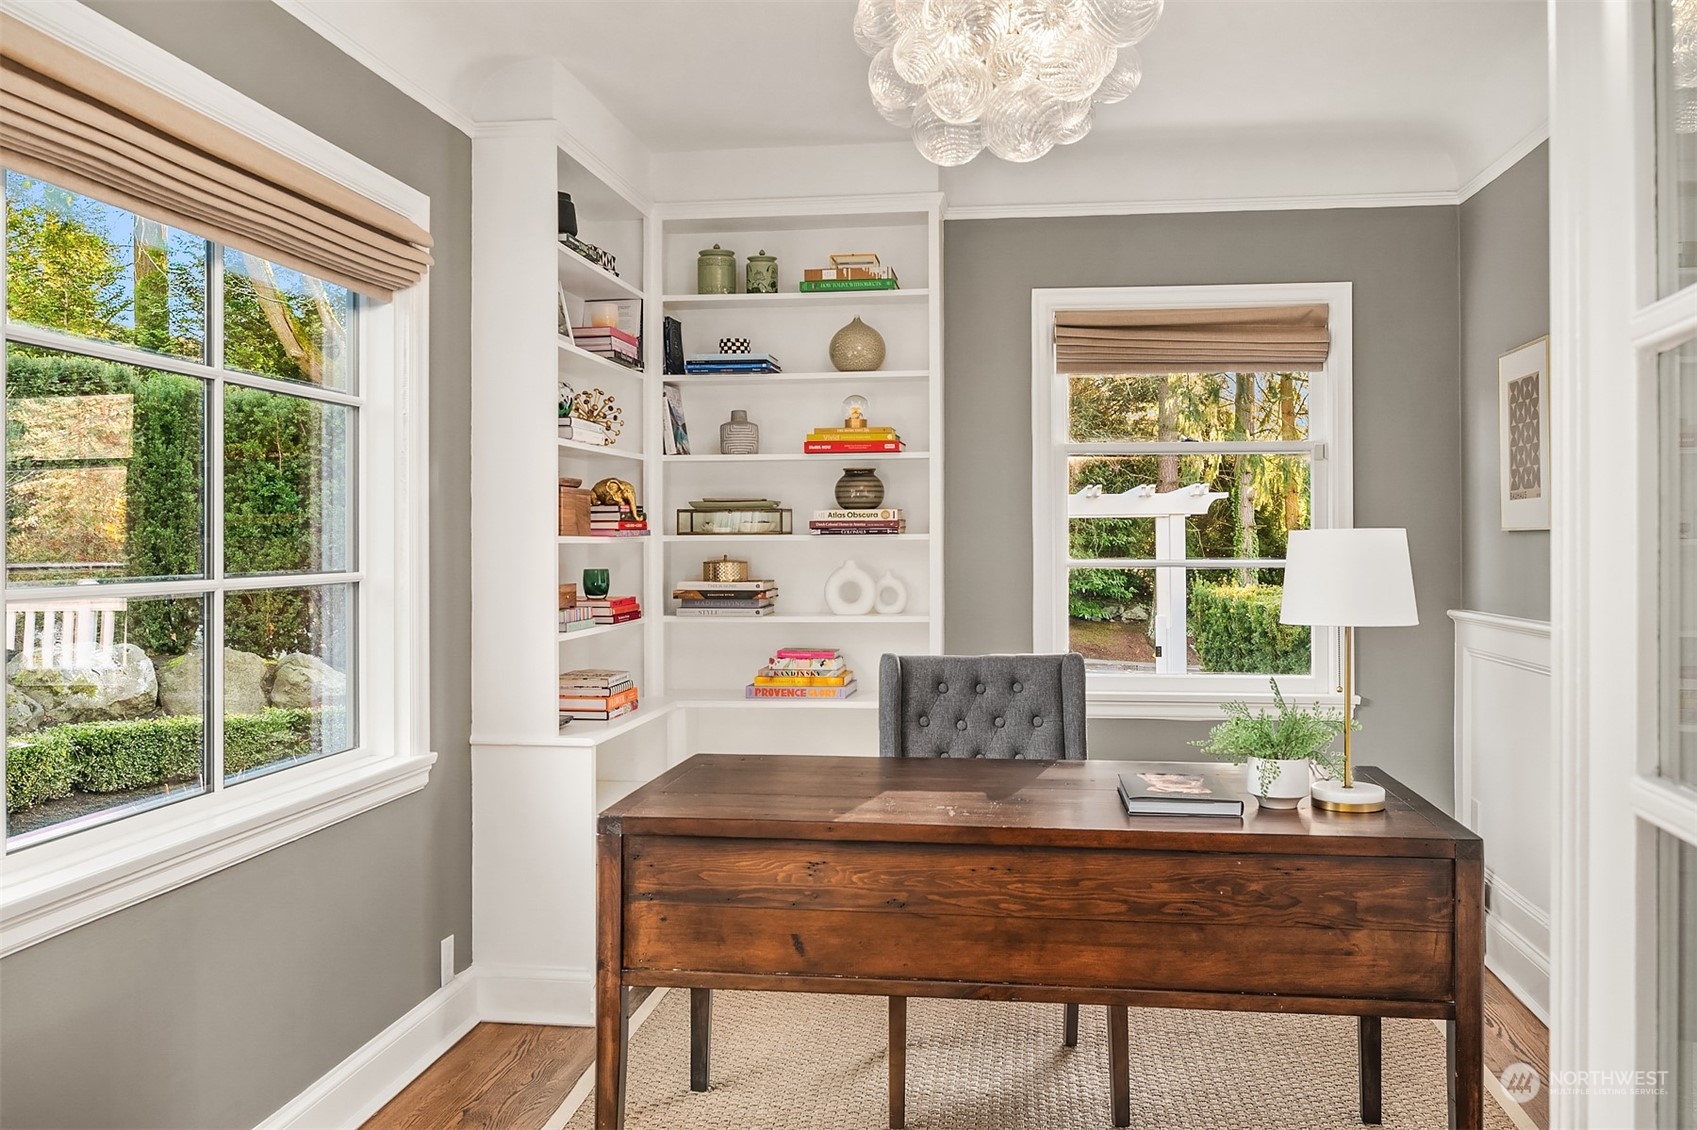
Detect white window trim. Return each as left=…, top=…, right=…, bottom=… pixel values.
left=1030, top=281, right=1354, bottom=720
left=0, top=0, right=434, bottom=958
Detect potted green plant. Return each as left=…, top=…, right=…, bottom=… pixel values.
left=1194, top=679, right=1353, bottom=809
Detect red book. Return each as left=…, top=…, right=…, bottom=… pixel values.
left=594, top=611, right=643, bottom=624
left=572, top=325, right=639, bottom=347
left=775, top=648, right=840, bottom=659
left=804, top=440, right=905, bottom=453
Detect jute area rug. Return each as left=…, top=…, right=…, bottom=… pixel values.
left=565, top=989, right=1517, bottom=1129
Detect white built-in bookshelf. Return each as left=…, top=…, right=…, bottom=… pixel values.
left=469, top=114, right=942, bottom=1012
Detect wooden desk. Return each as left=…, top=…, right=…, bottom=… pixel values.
left=595, top=755, right=1483, bottom=1129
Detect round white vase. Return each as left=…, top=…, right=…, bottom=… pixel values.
left=1245, top=756, right=1311, bottom=810
left=824, top=560, right=875, bottom=616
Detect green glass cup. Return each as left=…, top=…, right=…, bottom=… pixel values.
left=582, top=568, right=611, bottom=598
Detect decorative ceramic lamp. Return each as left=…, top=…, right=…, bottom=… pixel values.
left=1279, top=528, right=1418, bottom=813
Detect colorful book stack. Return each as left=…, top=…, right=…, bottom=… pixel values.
left=590, top=504, right=650, bottom=537
left=799, top=253, right=899, bottom=293
left=572, top=325, right=640, bottom=369
left=559, top=604, right=597, bottom=633
left=683, top=352, right=782, bottom=375
left=559, top=668, right=637, bottom=723
left=804, top=426, right=904, bottom=454
left=672, top=577, right=779, bottom=617
left=747, top=648, right=857, bottom=699
left=585, top=595, right=642, bottom=625
left=810, top=507, right=906, bottom=535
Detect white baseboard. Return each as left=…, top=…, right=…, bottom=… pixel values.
left=475, top=962, right=594, bottom=1025
left=1484, top=871, right=1552, bottom=1026
left=257, top=969, right=480, bottom=1129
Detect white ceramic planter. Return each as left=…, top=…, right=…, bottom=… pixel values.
left=1245, top=756, right=1311, bottom=810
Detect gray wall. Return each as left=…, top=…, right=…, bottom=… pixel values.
left=0, top=4, right=473, bottom=1127
left=944, top=208, right=1464, bottom=808
left=1460, top=145, right=1551, bottom=620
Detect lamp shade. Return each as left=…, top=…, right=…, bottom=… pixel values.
left=1280, top=528, right=1418, bottom=627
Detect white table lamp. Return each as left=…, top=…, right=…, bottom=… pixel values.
left=1280, top=528, right=1418, bottom=813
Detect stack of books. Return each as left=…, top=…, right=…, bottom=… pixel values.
left=560, top=234, right=618, bottom=276
left=684, top=352, right=782, bottom=375
left=584, top=594, right=641, bottom=625
left=747, top=648, right=857, bottom=699
left=559, top=668, right=637, bottom=723
left=804, top=426, right=904, bottom=453
left=672, top=577, right=779, bottom=617
left=558, top=604, right=597, bottom=633
left=558, top=416, right=609, bottom=445
left=810, top=507, right=906, bottom=535
left=571, top=325, right=640, bottom=369
left=590, top=505, right=649, bottom=537
left=800, top=253, right=899, bottom=293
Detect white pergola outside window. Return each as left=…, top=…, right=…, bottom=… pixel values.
left=1030, top=282, right=1354, bottom=720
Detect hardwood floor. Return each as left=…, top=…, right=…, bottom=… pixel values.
left=360, top=1023, right=593, bottom=1130
left=364, top=980, right=1549, bottom=1129
left=1481, top=970, right=1550, bottom=1130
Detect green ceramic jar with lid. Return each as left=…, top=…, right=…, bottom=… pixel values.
left=746, top=249, right=778, bottom=294
left=697, top=244, right=736, bottom=294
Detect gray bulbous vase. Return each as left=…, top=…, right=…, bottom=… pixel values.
left=720, top=409, right=760, bottom=455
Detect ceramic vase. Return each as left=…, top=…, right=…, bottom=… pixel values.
left=834, top=467, right=885, bottom=509
left=825, top=560, right=875, bottom=616
left=719, top=409, right=760, bottom=455
left=1245, top=756, right=1310, bottom=810
left=698, top=244, right=735, bottom=294
left=829, top=316, right=886, bottom=371
left=873, top=571, right=909, bottom=615
left=746, top=250, right=778, bottom=294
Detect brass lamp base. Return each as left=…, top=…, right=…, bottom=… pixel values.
left=1310, top=778, right=1387, bottom=813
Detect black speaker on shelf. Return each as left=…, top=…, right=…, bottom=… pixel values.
left=557, top=192, right=578, bottom=238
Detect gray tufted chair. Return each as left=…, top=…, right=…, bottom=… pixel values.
left=877, top=652, right=1128, bottom=1129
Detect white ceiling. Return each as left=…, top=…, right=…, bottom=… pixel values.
left=281, top=0, right=1548, bottom=204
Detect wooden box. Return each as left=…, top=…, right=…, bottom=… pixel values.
left=559, top=483, right=593, bottom=536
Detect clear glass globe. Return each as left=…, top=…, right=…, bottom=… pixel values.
left=1055, top=102, right=1094, bottom=144
left=925, top=55, right=992, bottom=124
left=983, top=84, right=1062, bottom=162
left=1092, top=47, right=1141, bottom=103
left=985, top=30, right=1036, bottom=86
left=912, top=106, right=985, bottom=166
left=878, top=101, right=917, bottom=127
left=892, top=25, right=951, bottom=85
left=869, top=46, right=925, bottom=115
left=855, top=0, right=917, bottom=55
left=1033, top=32, right=1112, bottom=101
left=1079, top=0, right=1163, bottom=47
left=920, top=0, right=999, bottom=56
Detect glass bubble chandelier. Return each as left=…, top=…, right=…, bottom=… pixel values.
left=855, top=0, right=1164, bottom=166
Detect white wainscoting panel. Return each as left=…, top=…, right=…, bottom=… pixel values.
left=1450, top=610, right=1552, bottom=1022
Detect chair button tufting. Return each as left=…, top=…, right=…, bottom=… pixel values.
left=918, top=715, right=929, bottom=726
left=1032, top=716, right=1043, bottom=727
left=956, top=719, right=967, bottom=731
left=976, top=682, right=986, bottom=693
left=1012, top=681, right=1023, bottom=693
left=938, top=681, right=948, bottom=693
left=994, top=717, right=1005, bottom=728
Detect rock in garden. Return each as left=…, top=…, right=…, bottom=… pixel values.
left=157, top=647, right=269, bottom=716
left=6, top=685, right=43, bottom=733
left=267, top=652, right=348, bottom=710
left=6, top=643, right=158, bottom=723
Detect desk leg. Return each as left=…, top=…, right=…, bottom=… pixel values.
left=690, top=988, right=713, bottom=1092
left=1063, top=1002, right=1080, bottom=1048
left=1108, top=1005, right=1130, bottom=1128
left=888, top=996, right=907, bottom=1130
left=595, top=831, right=627, bottom=1130
left=1450, top=847, right=1486, bottom=1129
left=1358, top=1016, right=1382, bottom=1124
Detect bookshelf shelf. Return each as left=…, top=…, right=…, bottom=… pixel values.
left=554, top=698, right=673, bottom=747
left=558, top=438, right=645, bottom=461
left=671, top=688, right=879, bottom=710
left=663, top=614, right=930, bottom=624
left=556, top=618, right=646, bottom=643
left=556, top=535, right=650, bottom=545
left=558, top=336, right=644, bottom=382
left=661, top=533, right=930, bottom=543
left=661, top=451, right=927, bottom=463
left=664, top=369, right=928, bottom=386
left=661, top=288, right=928, bottom=311
left=558, top=241, right=643, bottom=301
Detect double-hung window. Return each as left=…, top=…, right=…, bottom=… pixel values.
left=1031, top=283, right=1353, bottom=718
left=0, top=2, right=431, bottom=956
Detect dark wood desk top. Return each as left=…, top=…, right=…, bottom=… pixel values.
left=601, top=754, right=1479, bottom=859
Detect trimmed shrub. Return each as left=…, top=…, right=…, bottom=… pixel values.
left=1189, top=581, right=1311, bottom=675
left=4, top=708, right=329, bottom=811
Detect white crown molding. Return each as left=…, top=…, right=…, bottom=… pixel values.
left=654, top=191, right=944, bottom=222
left=944, top=189, right=1459, bottom=221
left=269, top=0, right=478, bottom=139
left=1447, top=609, right=1553, bottom=637
left=1456, top=121, right=1550, bottom=204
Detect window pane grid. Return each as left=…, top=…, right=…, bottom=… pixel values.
left=3, top=172, right=363, bottom=845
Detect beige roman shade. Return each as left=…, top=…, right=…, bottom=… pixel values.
left=0, top=15, right=432, bottom=299
left=1054, top=304, right=1331, bottom=374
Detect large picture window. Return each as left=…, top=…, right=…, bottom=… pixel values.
left=3, top=172, right=359, bottom=845
left=1032, top=284, right=1352, bottom=717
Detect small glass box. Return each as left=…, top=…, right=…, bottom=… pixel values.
left=676, top=508, right=793, bottom=535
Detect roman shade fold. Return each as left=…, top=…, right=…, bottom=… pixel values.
left=1054, top=304, right=1331, bottom=374
left=0, top=15, right=432, bottom=299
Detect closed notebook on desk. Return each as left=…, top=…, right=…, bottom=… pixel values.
left=1116, top=766, right=1246, bottom=817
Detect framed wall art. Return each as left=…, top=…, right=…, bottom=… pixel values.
left=1499, top=335, right=1551, bottom=531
